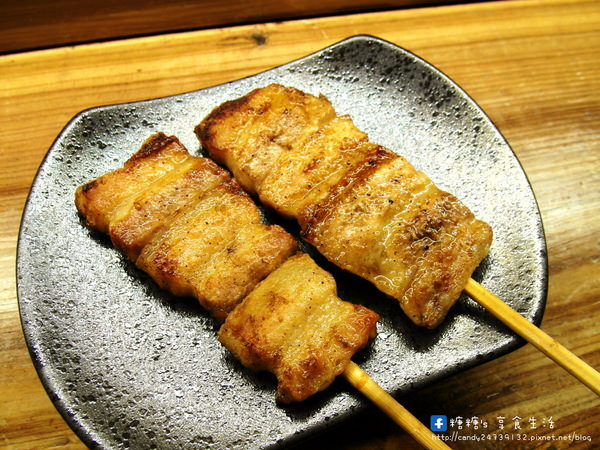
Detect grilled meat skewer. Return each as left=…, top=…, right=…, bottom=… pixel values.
left=197, top=84, right=493, bottom=328
left=76, top=132, right=379, bottom=402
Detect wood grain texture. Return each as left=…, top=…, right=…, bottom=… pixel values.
left=343, top=362, right=452, bottom=449
left=1, top=0, right=599, bottom=448
left=0, top=0, right=462, bottom=54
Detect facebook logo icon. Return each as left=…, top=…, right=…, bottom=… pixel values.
left=430, top=415, right=447, bottom=432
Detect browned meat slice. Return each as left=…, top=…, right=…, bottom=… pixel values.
left=75, top=133, right=191, bottom=234
left=257, top=116, right=371, bottom=219
left=109, top=156, right=230, bottom=260
left=76, top=133, right=297, bottom=320
left=301, top=155, right=493, bottom=328
left=197, top=84, right=493, bottom=328
left=218, top=253, right=379, bottom=403
left=136, top=179, right=296, bottom=320
left=190, top=224, right=297, bottom=320
left=196, top=83, right=336, bottom=194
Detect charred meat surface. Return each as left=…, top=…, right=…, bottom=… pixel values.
left=197, top=84, right=493, bottom=328
left=219, top=253, right=379, bottom=403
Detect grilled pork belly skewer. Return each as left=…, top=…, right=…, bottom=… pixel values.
left=75, top=132, right=296, bottom=320
left=196, top=83, right=493, bottom=329
left=75, top=133, right=451, bottom=448
left=197, top=84, right=600, bottom=396
left=220, top=252, right=449, bottom=449
left=219, top=252, right=379, bottom=403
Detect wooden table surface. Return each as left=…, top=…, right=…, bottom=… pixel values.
left=1, top=0, right=598, bottom=448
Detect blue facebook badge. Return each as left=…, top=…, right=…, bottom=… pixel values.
left=430, top=415, right=447, bottom=432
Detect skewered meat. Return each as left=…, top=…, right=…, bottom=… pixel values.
left=219, top=252, right=379, bottom=403
left=197, top=84, right=493, bottom=328
left=75, top=133, right=195, bottom=235
left=75, top=133, right=297, bottom=320
left=76, top=133, right=378, bottom=403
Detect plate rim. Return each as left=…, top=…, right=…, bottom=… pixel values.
left=16, top=34, right=548, bottom=449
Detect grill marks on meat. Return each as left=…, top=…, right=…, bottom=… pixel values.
left=219, top=253, right=379, bottom=403
left=75, top=132, right=297, bottom=320
left=302, top=156, right=491, bottom=328
left=197, top=84, right=493, bottom=328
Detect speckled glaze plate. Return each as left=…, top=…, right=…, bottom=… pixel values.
left=17, top=36, right=547, bottom=449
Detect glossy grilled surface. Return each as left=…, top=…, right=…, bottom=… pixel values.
left=75, top=132, right=297, bottom=320
left=196, top=83, right=337, bottom=196
left=109, top=156, right=230, bottom=260
left=74, top=133, right=191, bottom=234
left=219, top=253, right=379, bottom=403
left=260, top=116, right=372, bottom=219
left=198, top=84, right=493, bottom=328
left=303, top=155, right=492, bottom=328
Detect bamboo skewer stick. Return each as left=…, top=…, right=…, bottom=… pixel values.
left=343, top=361, right=450, bottom=450
left=344, top=278, right=600, bottom=448
left=464, top=278, right=600, bottom=396
left=344, top=277, right=600, bottom=449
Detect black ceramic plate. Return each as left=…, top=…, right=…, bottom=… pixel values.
left=17, top=36, right=547, bottom=449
